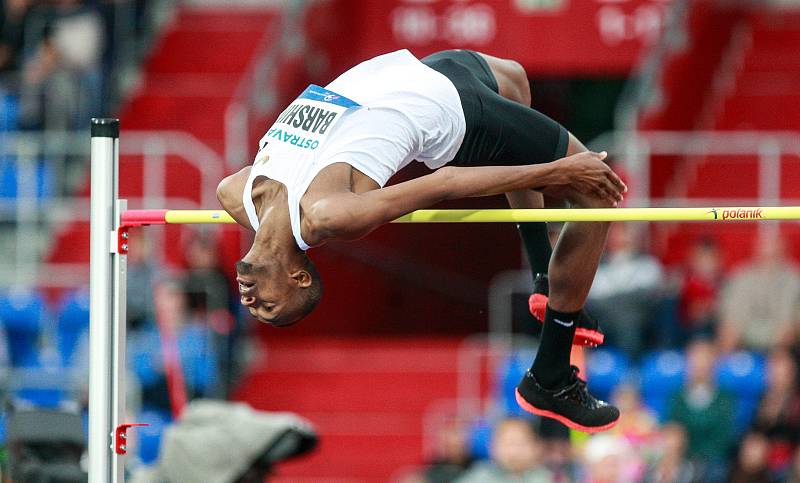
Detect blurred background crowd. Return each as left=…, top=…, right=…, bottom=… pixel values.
left=2, top=0, right=800, bottom=481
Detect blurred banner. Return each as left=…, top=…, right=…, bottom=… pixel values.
left=324, top=0, right=672, bottom=75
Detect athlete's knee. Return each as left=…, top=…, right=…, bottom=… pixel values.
left=504, top=60, right=531, bottom=106
left=566, top=132, right=588, bottom=156
left=588, top=197, right=616, bottom=209
left=570, top=190, right=617, bottom=209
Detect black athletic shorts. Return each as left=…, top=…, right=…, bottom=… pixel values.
left=421, top=50, right=569, bottom=167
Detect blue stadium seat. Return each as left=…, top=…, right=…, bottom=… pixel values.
left=496, top=348, right=537, bottom=417
left=716, top=351, right=766, bottom=431
left=716, top=351, right=766, bottom=399
left=0, top=157, right=54, bottom=200
left=137, top=409, right=172, bottom=464
left=586, top=348, right=631, bottom=402
left=57, top=289, right=91, bottom=367
left=129, top=329, right=163, bottom=387
left=467, top=418, right=493, bottom=460
left=0, top=289, right=44, bottom=367
left=0, top=92, right=19, bottom=132
left=14, top=375, right=66, bottom=408
left=639, top=350, right=686, bottom=420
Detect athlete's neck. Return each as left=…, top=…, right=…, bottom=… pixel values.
left=247, top=178, right=302, bottom=264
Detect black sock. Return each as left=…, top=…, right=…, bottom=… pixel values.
left=517, top=222, right=552, bottom=281
left=531, top=305, right=579, bottom=389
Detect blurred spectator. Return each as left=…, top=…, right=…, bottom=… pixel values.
left=668, top=338, right=735, bottom=482
left=0, top=0, right=33, bottom=73
left=587, top=223, right=664, bottom=357
left=718, top=234, right=800, bottom=353
left=20, top=0, right=104, bottom=129
left=182, top=229, right=236, bottom=395
left=127, top=229, right=159, bottom=331
left=182, top=229, right=233, bottom=328
left=751, top=348, right=800, bottom=473
left=580, top=433, right=644, bottom=483
left=643, top=423, right=696, bottom=483
left=419, top=419, right=474, bottom=483
left=678, top=238, right=723, bottom=342
left=129, top=280, right=220, bottom=413
left=610, top=384, right=659, bottom=445
left=539, top=419, right=579, bottom=483
left=456, top=418, right=552, bottom=483
left=728, top=431, right=771, bottom=483
left=785, top=446, right=800, bottom=483
left=130, top=399, right=318, bottom=483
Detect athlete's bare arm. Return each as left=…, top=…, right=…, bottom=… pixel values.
left=307, top=151, right=625, bottom=244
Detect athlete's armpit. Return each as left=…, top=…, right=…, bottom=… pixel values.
left=216, top=167, right=254, bottom=230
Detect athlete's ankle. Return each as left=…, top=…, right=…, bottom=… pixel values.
left=530, top=305, right=581, bottom=389
left=546, top=297, right=584, bottom=314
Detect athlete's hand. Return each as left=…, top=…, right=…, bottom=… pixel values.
left=553, top=151, right=627, bottom=205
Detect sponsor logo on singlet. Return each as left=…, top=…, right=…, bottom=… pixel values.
left=257, top=85, right=361, bottom=157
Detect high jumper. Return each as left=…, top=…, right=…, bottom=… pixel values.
left=215, top=49, right=627, bottom=432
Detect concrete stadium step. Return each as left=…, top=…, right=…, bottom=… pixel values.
left=241, top=371, right=456, bottom=413
left=277, top=433, right=423, bottom=476
left=780, top=157, right=800, bottom=198
left=685, top=155, right=760, bottom=199
left=234, top=337, right=467, bottom=480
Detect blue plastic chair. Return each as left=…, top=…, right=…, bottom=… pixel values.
left=468, top=418, right=493, bottom=460
left=0, top=289, right=44, bottom=367
left=640, top=350, right=686, bottom=420
left=496, top=348, right=537, bottom=417
left=57, top=289, right=91, bottom=367
left=586, top=348, right=631, bottom=402
left=0, top=93, right=19, bottom=132
left=137, top=409, right=172, bottom=464
left=0, top=158, right=54, bottom=199
left=716, top=351, right=766, bottom=431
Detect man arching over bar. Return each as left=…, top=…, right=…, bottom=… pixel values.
left=216, top=49, right=627, bottom=432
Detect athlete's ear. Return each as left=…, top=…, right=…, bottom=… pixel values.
left=291, top=269, right=312, bottom=288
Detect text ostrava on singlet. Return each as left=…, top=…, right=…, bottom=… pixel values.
left=260, top=85, right=360, bottom=154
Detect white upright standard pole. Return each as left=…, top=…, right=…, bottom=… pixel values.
left=89, top=118, right=122, bottom=483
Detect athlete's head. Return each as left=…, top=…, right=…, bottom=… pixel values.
left=235, top=254, right=322, bottom=327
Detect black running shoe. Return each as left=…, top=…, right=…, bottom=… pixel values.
left=515, top=366, right=620, bottom=433
left=528, top=273, right=605, bottom=347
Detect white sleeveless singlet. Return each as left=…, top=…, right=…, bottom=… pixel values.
left=242, top=49, right=466, bottom=250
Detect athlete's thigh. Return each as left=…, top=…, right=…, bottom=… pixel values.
left=456, top=88, right=569, bottom=167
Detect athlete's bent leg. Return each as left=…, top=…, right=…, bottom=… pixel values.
left=484, top=55, right=603, bottom=346
left=546, top=134, right=613, bottom=313
left=516, top=134, right=620, bottom=433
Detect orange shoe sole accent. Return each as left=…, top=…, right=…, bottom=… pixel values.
left=515, top=389, right=619, bottom=433
left=528, top=294, right=605, bottom=347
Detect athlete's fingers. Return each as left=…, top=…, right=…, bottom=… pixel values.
left=589, top=182, right=607, bottom=199
left=606, top=169, right=627, bottom=193
left=607, top=178, right=624, bottom=202
left=598, top=184, right=618, bottom=207
left=598, top=177, right=621, bottom=202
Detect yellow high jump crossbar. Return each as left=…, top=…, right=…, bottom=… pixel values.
left=121, top=206, right=800, bottom=226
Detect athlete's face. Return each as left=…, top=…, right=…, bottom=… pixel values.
left=236, top=260, right=305, bottom=327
